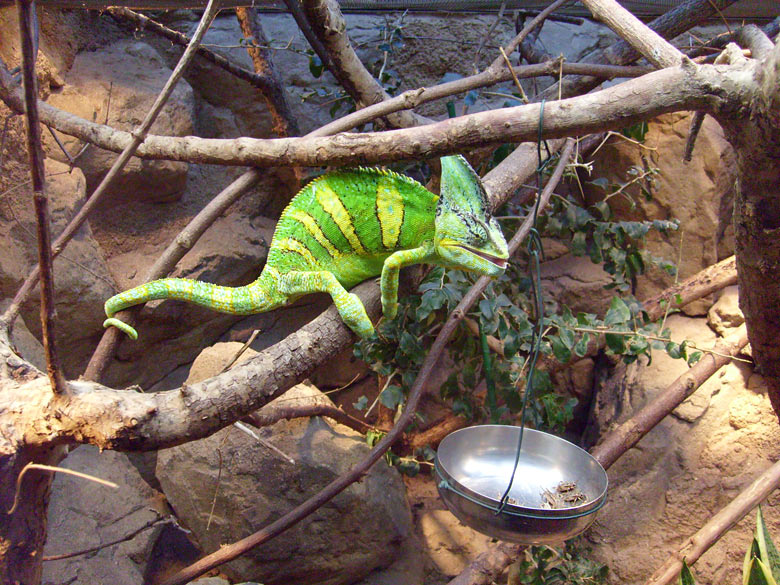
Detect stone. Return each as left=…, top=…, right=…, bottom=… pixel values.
left=541, top=253, right=614, bottom=315
left=42, top=446, right=167, bottom=585
left=582, top=112, right=737, bottom=315
left=708, top=285, right=744, bottom=335
left=156, top=383, right=414, bottom=585
left=185, top=341, right=259, bottom=384
left=43, top=39, right=195, bottom=203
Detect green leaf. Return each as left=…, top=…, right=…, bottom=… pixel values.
left=353, top=396, right=368, bottom=411
left=746, top=539, right=763, bottom=585
left=679, top=560, right=696, bottom=585
left=308, top=55, right=324, bottom=78
left=380, top=385, right=404, bottom=409
left=604, top=297, right=631, bottom=326
left=571, top=231, right=587, bottom=256
left=574, top=332, right=590, bottom=357
left=756, top=506, right=780, bottom=583
left=605, top=333, right=627, bottom=353
left=745, top=557, right=777, bottom=585
left=666, top=341, right=683, bottom=359
left=551, top=336, right=572, bottom=363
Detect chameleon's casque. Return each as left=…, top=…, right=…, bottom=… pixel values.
left=103, top=155, right=509, bottom=340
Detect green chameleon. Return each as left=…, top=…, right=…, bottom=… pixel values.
left=103, top=155, right=509, bottom=340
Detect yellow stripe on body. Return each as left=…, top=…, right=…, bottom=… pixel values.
left=376, top=177, right=405, bottom=249
left=314, top=182, right=367, bottom=255
left=276, top=237, right=319, bottom=267
left=287, top=208, right=340, bottom=259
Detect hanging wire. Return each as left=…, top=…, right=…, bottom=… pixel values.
left=496, top=99, right=550, bottom=514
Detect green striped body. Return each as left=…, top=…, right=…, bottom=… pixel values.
left=103, top=156, right=509, bottom=340
left=268, top=168, right=437, bottom=289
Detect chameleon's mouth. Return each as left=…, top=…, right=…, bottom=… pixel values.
left=457, top=245, right=508, bottom=269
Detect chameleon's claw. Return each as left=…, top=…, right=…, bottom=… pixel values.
left=103, top=318, right=139, bottom=341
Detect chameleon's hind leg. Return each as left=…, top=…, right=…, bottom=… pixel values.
left=279, top=271, right=375, bottom=338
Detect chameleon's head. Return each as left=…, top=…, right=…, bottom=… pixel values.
left=434, top=155, right=509, bottom=276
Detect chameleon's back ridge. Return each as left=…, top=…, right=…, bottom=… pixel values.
left=103, top=156, right=509, bottom=340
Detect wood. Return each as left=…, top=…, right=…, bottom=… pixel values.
left=0, top=63, right=739, bottom=168
left=580, top=0, right=685, bottom=68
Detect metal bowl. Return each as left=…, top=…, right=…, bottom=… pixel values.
left=435, top=425, right=608, bottom=544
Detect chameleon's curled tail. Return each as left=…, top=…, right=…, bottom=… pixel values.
left=103, top=276, right=275, bottom=340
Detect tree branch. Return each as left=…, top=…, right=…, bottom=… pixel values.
left=645, top=456, right=780, bottom=585
left=107, top=7, right=277, bottom=96
left=0, top=64, right=747, bottom=169
left=580, top=0, right=686, bottom=69
left=16, top=0, right=67, bottom=394
left=234, top=6, right=300, bottom=137
left=299, top=0, right=427, bottom=129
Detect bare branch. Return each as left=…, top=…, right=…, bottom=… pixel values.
left=299, top=0, right=426, bottom=128
left=244, top=404, right=372, bottom=435
left=645, top=456, right=780, bottom=585
left=580, top=0, right=686, bottom=68
left=42, top=517, right=172, bottom=562
left=0, top=64, right=744, bottom=169
left=446, top=543, right=525, bottom=585
left=16, top=0, right=67, bottom=394
left=234, top=7, right=300, bottom=137
left=2, top=0, right=222, bottom=329
left=734, top=24, right=776, bottom=62
left=487, top=0, right=572, bottom=71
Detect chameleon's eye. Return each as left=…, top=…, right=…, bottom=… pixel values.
left=471, top=216, right=489, bottom=243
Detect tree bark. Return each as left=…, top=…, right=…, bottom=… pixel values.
left=719, top=42, right=780, bottom=415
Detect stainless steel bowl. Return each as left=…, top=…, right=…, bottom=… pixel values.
left=435, top=425, right=608, bottom=544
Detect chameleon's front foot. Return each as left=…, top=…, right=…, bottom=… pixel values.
left=103, top=317, right=139, bottom=340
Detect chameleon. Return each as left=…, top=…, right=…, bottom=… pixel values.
left=103, top=155, right=509, bottom=340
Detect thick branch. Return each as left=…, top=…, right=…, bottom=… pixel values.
left=0, top=64, right=746, bottom=168
left=579, top=0, right=685, bottom=69
left=299, top=0, right=426, bottom=128
left=234, top=7, right=300, bottom=137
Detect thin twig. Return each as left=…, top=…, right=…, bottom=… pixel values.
left=499, top=46, right=530, bottom=103
left=3, top=0, right=222, bottom=331
left=7, top=463, right=118, bottom=515
left=232, top=421, right=296, bottom=464
left=17, top=0, right=67, bottom=394
left=43, top=517, right=172, bottom=561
